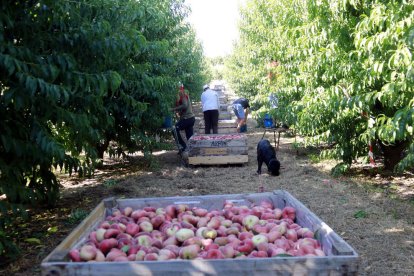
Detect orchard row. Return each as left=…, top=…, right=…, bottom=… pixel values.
left=226, top=0, right=413, bottom=173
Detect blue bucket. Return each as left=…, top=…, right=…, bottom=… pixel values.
left=240, top=124, right=247, bottom=133
left=162, top=116, right=173, bottom=128
left=264, top=114, right=273, bottom=128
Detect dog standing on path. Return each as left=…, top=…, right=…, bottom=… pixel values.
left=257, top=139, right=280, bottom=176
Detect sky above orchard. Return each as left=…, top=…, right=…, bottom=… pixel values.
left=185, top=0, right=246, bottom=57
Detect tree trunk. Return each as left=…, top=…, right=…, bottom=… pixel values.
left=379, top=140, right=408, bottom=171
left=96, top=140, right=110, bottom=161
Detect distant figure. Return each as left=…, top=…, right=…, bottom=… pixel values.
left=232, top=98, right=250, bottom=133
left=257, top=139, right=280, bottom=176
left=201, top=84, right=220, bottom=134
left=171, top=85, right=195, bottom=151
left=269, top=93, right=278, bottom=109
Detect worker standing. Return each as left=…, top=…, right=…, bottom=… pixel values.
left=201, top=84, right=220, bottom=134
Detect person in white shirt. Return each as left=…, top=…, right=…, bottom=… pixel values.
left=201, top=84, right=220, bottom=134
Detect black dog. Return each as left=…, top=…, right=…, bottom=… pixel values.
left=257, top=139, right=280, bottom=176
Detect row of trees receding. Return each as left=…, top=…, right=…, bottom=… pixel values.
left=225, top=0, right=413, bottom=174
left=0, top=0, right=208, bottom=259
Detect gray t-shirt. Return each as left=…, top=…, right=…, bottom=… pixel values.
left=174, top=93, right=194, bottom=120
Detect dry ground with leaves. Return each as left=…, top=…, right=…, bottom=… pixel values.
left=2, top=104, right=414, bottom=276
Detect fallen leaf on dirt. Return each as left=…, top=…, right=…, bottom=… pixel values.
left=25, top=238, right=41, bottom=245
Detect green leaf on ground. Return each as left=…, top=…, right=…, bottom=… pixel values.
left=353, top=210, right=368, bottom=219
left=25, top=238, right=41, bottom=245
left=47, top=226, right=58, bottom=234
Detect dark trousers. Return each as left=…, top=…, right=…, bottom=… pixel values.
left=174, top=117, right=195, bottom=150
left=203, top=110, right=219, bottom=134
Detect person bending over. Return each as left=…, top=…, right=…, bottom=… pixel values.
left=232, top=97, right=250, bottom=133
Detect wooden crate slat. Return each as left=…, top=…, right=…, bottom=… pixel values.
left=219, top=112, right=232, bottom=120
left=189, top=146, right=248, bottom=156
left=199, top=119, right=236, bottom=128
left=188, top=134, right=247, bottom=148
left=189, top=139, right=246, bottom=148
left=188, top=134, right=248, bottom=164
left=188, top=155, right=249, bottom=165
left=198, top=119, right=238, bottom=134
left=202, top=147, right=228, bottom=155
left=197, top=128, right=238, bottom=134
left=43, top=257, right=358, bottom=276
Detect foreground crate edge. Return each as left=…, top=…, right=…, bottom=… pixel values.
left=41, top=190, right=359, bottom=276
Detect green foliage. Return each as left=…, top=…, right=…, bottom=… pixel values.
left=396, top=141, right=414, bottom=173
left=0, top=229, right=20, bottom=264
left=0, top=0, right=206, bottom=259
left=331, top=162, right=351, bottom=177
left=144, top=153, right=161, bottom=171
left=67, top=208, right=89, bottom=225
left=103, top=179, right=118, bottom=188
left=292, top=141, right=304, bottom=151
left=206, top=57, right=225, bottom=81
left=308, top=153, right=322, bottom=164
left=0, top=202, right=25, bottom=263
left=226, top=0, right=413, bottom=172
left=353, top=210, right=368, bottom=219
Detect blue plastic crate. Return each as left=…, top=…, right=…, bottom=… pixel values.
left=264, top=114, right=273, bottom=128
left=162, top=116, right=173, bottom=128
